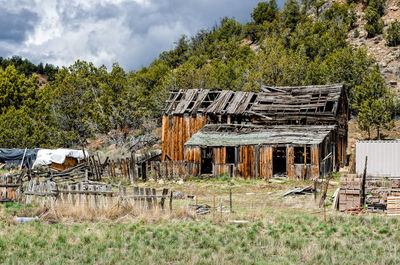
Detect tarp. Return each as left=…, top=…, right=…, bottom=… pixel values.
left=0, top=149, right=39, bottom=168
left=32, top=149, right=89, bottom=168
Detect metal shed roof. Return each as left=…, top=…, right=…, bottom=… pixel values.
left=184, top=124, right=335, bottom=147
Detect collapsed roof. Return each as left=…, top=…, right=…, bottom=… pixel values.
left=164, top=84, right=344, bottom=122
left=184, top=124, right=336, bottom=147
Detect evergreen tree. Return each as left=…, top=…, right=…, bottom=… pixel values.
left=353, top=69, right=395, bottom=139
left=251, top=0, right=279, bottom=24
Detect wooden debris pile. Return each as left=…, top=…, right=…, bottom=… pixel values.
left=339, top=174, right=400, bottom=214
left=0, top=173, right=23, bottom=202
left=283, top=186, right=315, bottom=197
left=24, top=155, right=108, bottom=183
left=387, top=195, right=400, bottom=216
left=339, top=174, right=361, bottom=211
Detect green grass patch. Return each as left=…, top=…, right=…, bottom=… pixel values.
left=0, top=214, right=399, bottom=264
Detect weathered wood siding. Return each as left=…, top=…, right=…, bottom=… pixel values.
left=259, top=146, right=273, bottom=179
left=286, top=146, right=295, bottom=180
left=237, top=146, right=255, bottom=179
left=161, top=114, right=207, bottom=161
left=311, top=145, right=320, bottom=179
left=213, top=147, right=228, bottom=176
left=183, top=146, right=200, bottom=176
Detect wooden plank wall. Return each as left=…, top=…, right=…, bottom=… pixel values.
left=238, top=146, right=256, bottom=179
left=161, top=114, right=207, bottom=161
left=214, top=147, right=228, bottom=176
left=286, top=146, right=295, bottom=180
left=311, top=144, right=320, bottom=179
left=183, top=147, right=200, bottom=176
left=259, top=146, right=273, bottom=179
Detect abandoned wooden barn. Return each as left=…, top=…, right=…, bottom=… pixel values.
left=161, top=84, right=348, bottom=179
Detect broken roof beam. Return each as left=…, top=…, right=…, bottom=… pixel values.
left=246, top=111, right=272, bottom=120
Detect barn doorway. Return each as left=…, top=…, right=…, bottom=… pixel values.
left=201, top=147, right=213, bottom=174
left=273, top=147, right=286, bottom=176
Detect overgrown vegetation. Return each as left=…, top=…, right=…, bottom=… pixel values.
left=1, top=214, right=400, bottom=264
left=0, top=56, right=58, bottom=80
left=0, top=0, right=396, bottom=147
left=363, top=0, right=386, bottom=38
left=385, top=20, right=400, bottom=46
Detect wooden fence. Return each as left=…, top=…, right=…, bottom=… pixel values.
left=0, top=174, right=22, bottom=202
left=150, top=161, right=199, bottom=180
left=24, top=180, right=171, bottom=210
left=107, top=155, right=138, bottom=182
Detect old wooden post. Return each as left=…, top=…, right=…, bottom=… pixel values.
left=229, top=188, right=232, bottom=213
left=169, top=191, right=173, bottom=213
left=160, top=188, right=168, bottom=210
left=361, top=156, right=368, bottom=206
left=131, top=152, right=137, bottom=182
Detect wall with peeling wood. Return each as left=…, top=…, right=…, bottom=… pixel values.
left=286, top=146, right=295, bottom=179
left=259, top=146, right=273, bottom=179
left=213, top=147, right=229, bottom=176
left=311, top=145, right=320, bottom=179
left=183, top=146, right=200, bottom=176
left=182, top=143, right=326, bottom=179
left=161, top=114, right=207, bottom=162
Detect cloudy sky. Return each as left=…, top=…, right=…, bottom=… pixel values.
left=0, top=0, right=284, bottom=71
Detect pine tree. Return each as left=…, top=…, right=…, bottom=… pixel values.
left=353, top=69, right=395, bottom=139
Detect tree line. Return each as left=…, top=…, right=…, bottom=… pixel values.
left=0, top=0, right=397, bottom=148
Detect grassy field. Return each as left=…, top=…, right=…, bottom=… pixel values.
left=1, top=177, right=399, bottom=264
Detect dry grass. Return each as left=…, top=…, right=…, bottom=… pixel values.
left=2, top=178, right=399, bottom=264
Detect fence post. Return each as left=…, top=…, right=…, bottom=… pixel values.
left=169, top=191, right=173, bottom=213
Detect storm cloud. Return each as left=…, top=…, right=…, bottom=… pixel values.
left=0, top=0, right=283, bottom=70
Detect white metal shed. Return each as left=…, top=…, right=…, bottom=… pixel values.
left=356, top=140, right=400, bottom=177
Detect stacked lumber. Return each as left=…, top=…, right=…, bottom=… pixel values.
left=339, top=174, right=361, bottom=211
left=387, top=195, right=400, bottom=216
left=339, top=189, right=361, bottom=211
left=340, top=174, right=362, bottom=189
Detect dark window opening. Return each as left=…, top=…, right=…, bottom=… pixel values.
left=226, top=147, right=235, bottom=164
left=294, top=147, right=311, bottom=164
left=325, top=101, right=334, bottom=112
left=294, top=147, right=304, bottom=164
left=273, top=147, right=286, bottom=175
left=221, top=115, right=227, bottom=123
left=201, top=147, right=213, bottom=174
left=306, top=147, right=311, bottom=164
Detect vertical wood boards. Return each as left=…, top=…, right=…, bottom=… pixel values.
left=286, top=146, right=295, bottom=180
left=259, top=146, right=273, bottom=179
left=311, top=145, right=320, bottom=179
left=161, top=114, right=207, bottom=163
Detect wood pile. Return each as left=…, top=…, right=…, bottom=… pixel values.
left=339, top=174, right=400, bottom=214
left=339, top=174, right=361, bottom=211
left=339, top=189, right=361, bottom=211
left=0, top=173, right=23, bottom=202
left=387, top=195, right=400, bottom=216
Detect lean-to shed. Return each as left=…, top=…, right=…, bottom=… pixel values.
left=162, top=84, right=348, bottom=179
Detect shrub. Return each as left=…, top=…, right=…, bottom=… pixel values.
left=385, top=20, right=400, bottom=46
left=354, top=29, right=360, bottom=38
left=363, top=7, right=384, bottom=38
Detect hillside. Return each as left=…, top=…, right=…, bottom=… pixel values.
left=346, top=0, right=400, bottom=95
left=0, top=0, right=398, bottom=149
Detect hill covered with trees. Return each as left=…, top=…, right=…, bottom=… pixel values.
left=0, top=0, right=398, bottom=148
